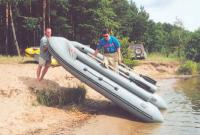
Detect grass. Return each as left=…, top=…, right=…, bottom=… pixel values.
left=145, top=53, right=181, bottom=63
left=0, top=55, right=34, bottom=64
left=146, top=53, right=200, bottom=75
left=29, top=85, right=87, bottom=107
left=177, top=60, right=200, bottom=75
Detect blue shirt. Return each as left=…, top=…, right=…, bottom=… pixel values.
left=97, top=36, right=120, bottom=53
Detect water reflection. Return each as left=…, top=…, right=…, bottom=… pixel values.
left=155, top=77, right=200, bottom=135
left=175, top=76, right=200, bottom=111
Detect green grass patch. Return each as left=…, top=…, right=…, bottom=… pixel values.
left=30, top=85, right=87, bottom=107
left=177, top=60, right=199, bottom=75
left=123, top=58, right=139, bottom=67
left=147, top=53, right=181, bottom=63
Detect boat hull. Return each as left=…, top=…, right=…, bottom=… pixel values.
left=48, top=37, right=164, bottom=122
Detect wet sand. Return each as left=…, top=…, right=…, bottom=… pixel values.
left=72, top=79, right=174, bottom=135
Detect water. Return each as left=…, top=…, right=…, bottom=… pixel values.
left=74, top=77, right=200, bottom=135
left=149, top=77, right=200, bottom=135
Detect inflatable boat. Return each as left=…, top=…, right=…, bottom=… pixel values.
left=48, top=37, right=165, bottom=122
left=71, top=42, right=157, bottom=93
left=69, top=40, right=167, bottom=109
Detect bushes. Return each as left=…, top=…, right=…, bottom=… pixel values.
left=120, top=37, right=138, bottom=68
left=177, top=60, right=199, bottom=75
left=198, top=64, right=200, bottom=73
left=120, top=37, right=133, bottom=59
left=123, top=58, right=138, bottom=67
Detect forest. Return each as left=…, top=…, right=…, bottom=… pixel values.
left=0, top=0, right=200, bottom=63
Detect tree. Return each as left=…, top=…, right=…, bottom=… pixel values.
left=144, top=20, right=157, bottom=52
left=110, top=0, right=134, bottom=37
left=9, top=4, right=21, bottom=56
left=129, top=6, right=149, bottom=42
left=5, top=2, right=8, bottom=54
left=0, top=0, right=196, bottom=58
left=172, top=18, right=186, bottom=57
left=185, top=30, right=200, bottom=62
left=0, top=0, right=22, bottom=56
left=42, top=0, right=46, bottom=35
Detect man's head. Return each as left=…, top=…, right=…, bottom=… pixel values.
left=102, top=28, right=110, bottom=41
left=45, top=28, right=52, bottom=37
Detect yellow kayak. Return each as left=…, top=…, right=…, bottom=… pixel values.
left=25, top=47, right=59, bottom=66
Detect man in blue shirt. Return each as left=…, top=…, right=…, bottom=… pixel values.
left=93, top=29, right=122, bottom=71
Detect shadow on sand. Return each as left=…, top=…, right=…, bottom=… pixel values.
left=22, top=60, right=38, bottom=64
left=19, top=76, right=141, bottom=122
left=81, top=99, right=141, bottom=122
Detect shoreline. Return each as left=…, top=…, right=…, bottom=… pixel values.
left=0, top=61, right=188, bottom=135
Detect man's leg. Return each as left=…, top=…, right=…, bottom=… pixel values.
left=102, top=57, right=109, bottom=68
left=108, top=53, right=118, bottom=72
left=39, top=61, right=51, bottom=81
left=37, top=57, right=47, bottom=81
left=36, top=65, right=42, bottom=81
left=39, top=65, right=50, bottom=81
left=114, top=53, right=119, bottom=72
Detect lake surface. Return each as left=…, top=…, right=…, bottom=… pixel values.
left=149, top=77, right=200, bottom=135
left=74, top=77, right=200, bottom=135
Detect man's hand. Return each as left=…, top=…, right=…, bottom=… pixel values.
left=92, top=49, right=99, bottom=60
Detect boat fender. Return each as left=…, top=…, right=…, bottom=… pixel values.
left=98, top=77, right=103, bottom=81
left=83, top=67, right=88, bottom=71
left=140, top=74, right=157, bottom=85
left=131, top=78, right=151, bottom=91
left=114, top=87, right=118, bottom=91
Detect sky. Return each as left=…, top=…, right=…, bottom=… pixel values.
left=133, top=0, right=200, bottom=31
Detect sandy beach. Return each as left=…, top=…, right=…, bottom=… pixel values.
left=0, top=61, right=179, bottom=135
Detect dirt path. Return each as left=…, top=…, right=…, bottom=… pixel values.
left=0, top=61, right=179, bottom=135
